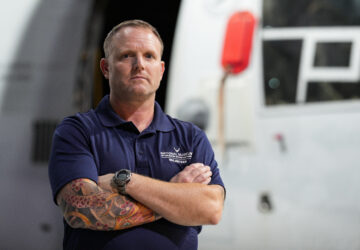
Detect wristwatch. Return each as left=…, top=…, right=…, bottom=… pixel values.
left=111, top=169, right=132, bottom=195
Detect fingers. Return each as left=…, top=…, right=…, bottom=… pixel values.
left=170, top=163, right=212, bottom=184
left=200, top=177, right=212, bottom=185
left=193, top=168, right=212, bottom=184
left=186, top=164, right=212, bottom=184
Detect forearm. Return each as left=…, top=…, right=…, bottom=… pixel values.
left=126, top=173, right=224, bottom=226
left=57, top=178, right=159, bottom=231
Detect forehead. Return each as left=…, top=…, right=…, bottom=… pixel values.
left=112, top=27, right=162, bottom=52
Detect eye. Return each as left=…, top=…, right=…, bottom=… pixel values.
left=121, top=54, right=129, bottom=59
left=145, top=53, right=154, bottom=59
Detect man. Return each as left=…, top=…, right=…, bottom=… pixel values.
left=48, top=19, right=225, bottom=250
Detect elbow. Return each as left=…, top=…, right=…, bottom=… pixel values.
left=63, top=208, right=96, bottom=230
left=61, top=204, right=86, bottom=229
left=206, top=186, right=225, bottom=225
left=65, top=214, right=105, bottom=231
left=203, top=199, right=223, bottom=225
left=64, top=209, right=113, bottom=231
left=209, top=214, right=222, bottom=225
left=209, top=205, right=223, bottom=225
left=64, top=216, right=81, bottom=229
left=64, top=213, right=87, bottom=229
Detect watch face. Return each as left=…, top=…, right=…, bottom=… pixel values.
left=115, top=169, right=131, bottom=185
left=118, top=172, right=128, bottom=181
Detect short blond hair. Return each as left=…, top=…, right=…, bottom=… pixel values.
left=103, top=19, right=164, bottom=58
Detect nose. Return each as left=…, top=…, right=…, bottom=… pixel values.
left=133, top=55, right=145, bottom=71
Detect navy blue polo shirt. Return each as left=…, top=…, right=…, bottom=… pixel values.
left=48, top=95, right=224, bottom=250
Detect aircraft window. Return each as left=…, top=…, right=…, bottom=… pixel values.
left=314, top=42, right=352, bottom=67
left=307, top=82, right=360, bottom=102
left=263, top=40, right=302, bottom=105
left=263, top=0, right=360, bottom=27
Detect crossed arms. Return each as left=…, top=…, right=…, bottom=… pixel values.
left=56, top=163, right=225, bottom=231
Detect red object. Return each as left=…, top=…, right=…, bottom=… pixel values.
left=274, top=133, right=283, bottom=141
left=221, top=11, right=256, bottom=74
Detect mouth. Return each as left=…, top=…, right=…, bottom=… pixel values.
left=131, top=75, right=147, bottom=81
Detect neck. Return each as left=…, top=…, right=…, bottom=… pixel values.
left=109, top=94, right=155, bottom=133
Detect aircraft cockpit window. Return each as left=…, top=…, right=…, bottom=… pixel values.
left=263, top=40, right=302, bottom=105
left=263, top=0, right=360, bottom=27
left=307, top=82, right=360, bottom=102
left=314, top=42, right=352, bottom=67
left=306, top=42, right=360, bottom=102
left=262, top=0, right=360, bottom=106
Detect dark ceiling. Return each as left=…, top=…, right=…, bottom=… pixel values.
left=99, top=0, right=182, bottom=109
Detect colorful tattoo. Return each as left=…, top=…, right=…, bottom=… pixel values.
left=58, top=179, right=157, bottom=230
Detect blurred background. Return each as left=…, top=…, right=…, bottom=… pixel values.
left=0, top=0, right=360, bottom=249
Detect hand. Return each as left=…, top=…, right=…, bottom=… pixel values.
left=170, top=163, right=212, bottom=184
left=98, top=173, right=115, bottom=192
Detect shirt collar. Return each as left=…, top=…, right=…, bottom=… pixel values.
left=150, top=101, right=175, bottom=132
left=95, top=95, right=174, bottom=132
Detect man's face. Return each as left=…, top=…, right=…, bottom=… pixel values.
left=101, top=27, right=165, bottom=102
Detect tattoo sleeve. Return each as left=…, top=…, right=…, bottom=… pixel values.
left=57, top=179, right=159, bottom=231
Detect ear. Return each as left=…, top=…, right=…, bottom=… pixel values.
left=160, top=61, right=165, bottom=80
left=100, top=58, right=110, bottom=79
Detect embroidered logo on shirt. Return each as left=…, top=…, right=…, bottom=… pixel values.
left=161, top=147, right=192, bottom=164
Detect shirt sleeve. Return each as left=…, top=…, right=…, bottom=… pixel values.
left=191, top=127, right=225, bottom=189
left=48, top=116, right=98, bottom=204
